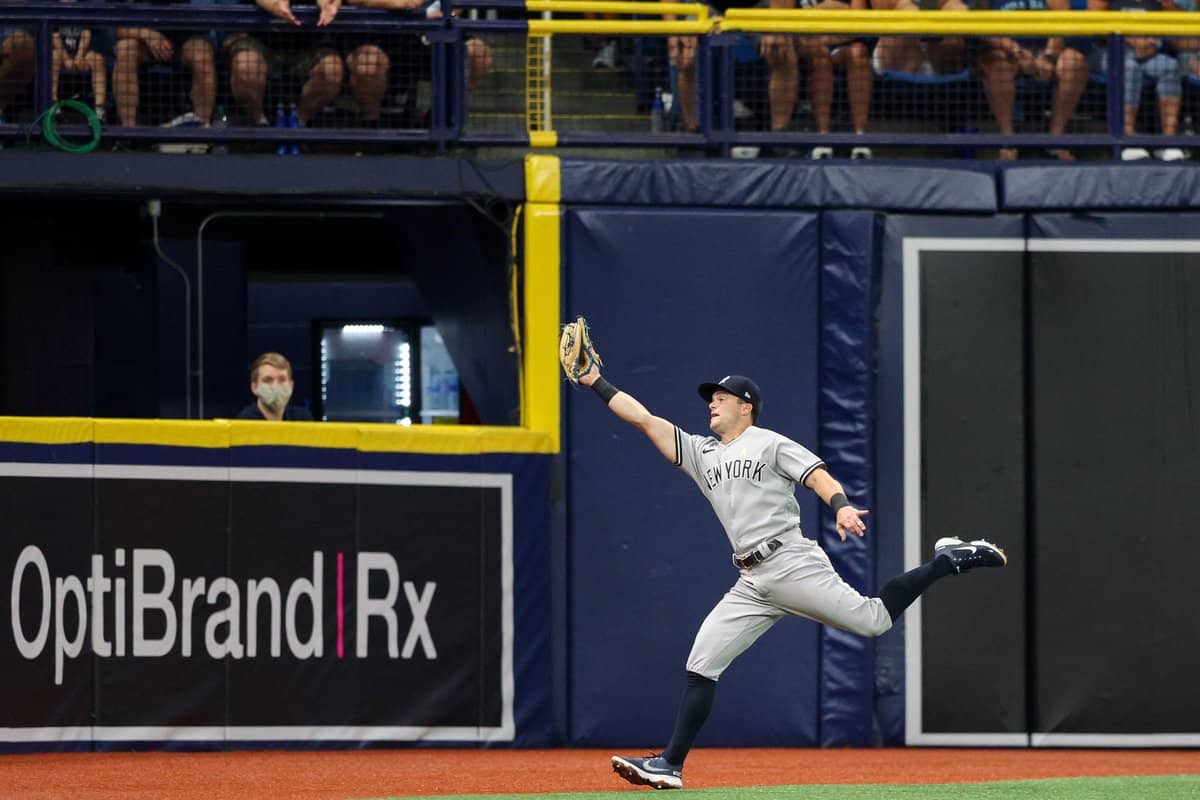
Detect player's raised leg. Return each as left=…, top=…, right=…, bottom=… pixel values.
left=878, top=537, right=1007, bottom=620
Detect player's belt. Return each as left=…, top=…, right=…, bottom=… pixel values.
left=732, top=538, right=782, bottom=570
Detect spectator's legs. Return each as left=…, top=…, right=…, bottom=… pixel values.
left=84, top=50, right=107, bottom=110
left=930, top=0, right=967, bottom=74
left=1158, top=95, right=1181, bottom=135
left=1122, top=50, right=1143, bottom=134
left=51, top=47, right=62, bottom=103
left=1044, top=47, right=1086, bottom=160
left=229, top=45, right=269, bottom=124
left=928, top=37, right=966, bottom=74
left=347, top=45, right=389, bottom=122
left=114, top=37, right=146, bottom=126
left=181, top=38, right=215, bottom=125
left=466, top=37, right=493, bottom=92
left=1143, top=53, right=1181, bottom=135
left=874, top=36, right=923, bottom=74
left=0, top=31, right=35, bottom=115
left=834, top=41, right=871, bottom=134
left=299, top=52, right=344, bottom=124
left=670, top=37, right=698, bottom=131
left=979, top=45, right=1018, bottom=158
left=803, top=38, right=835, bottom=133
left=763, top=37, right=799, bottom=131
left=1049, top=48, right=1086, bottom=137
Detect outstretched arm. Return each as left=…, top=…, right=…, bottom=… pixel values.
left=579, top=364, right=679, bottom=463
left=804, top=467, right=869, bottom=541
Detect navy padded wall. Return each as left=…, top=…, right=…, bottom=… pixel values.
left=564, top=207, right=822, bottom=746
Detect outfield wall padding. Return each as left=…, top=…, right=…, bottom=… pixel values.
left=0, top=426, right=554, bottom=749
left=563, top=206, right=824, bottom=746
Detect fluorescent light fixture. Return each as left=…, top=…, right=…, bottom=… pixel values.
left=342, top=324, right=385, bottom=335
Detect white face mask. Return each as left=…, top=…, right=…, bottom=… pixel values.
left=255, top=382, right=293, bottom=412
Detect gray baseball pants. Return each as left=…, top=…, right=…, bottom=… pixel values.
left=685, top=534, right=892, bottom=680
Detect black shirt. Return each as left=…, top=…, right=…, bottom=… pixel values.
left=235, top=402, right=315, bottom=421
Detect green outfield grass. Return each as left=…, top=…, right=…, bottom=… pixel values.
left=373, top=774, right=1200, bottom=800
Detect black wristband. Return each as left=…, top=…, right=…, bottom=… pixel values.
left=591, top=376, right=618, bottom=404
left=830, top=492, right=849, bottom=513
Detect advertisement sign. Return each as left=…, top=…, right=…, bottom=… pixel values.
left=1, top=465, right=513, bottom=743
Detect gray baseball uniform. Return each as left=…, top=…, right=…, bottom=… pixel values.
left=674, top=424, right=891, bottom=680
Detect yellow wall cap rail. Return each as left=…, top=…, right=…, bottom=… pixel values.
left=527, top=1, right=709, bottom=18
left=721, top=9, right=1200, bottom=35
left=528, top=19, right=711, bottom=34
left=0, top=417, right=554, bottom=455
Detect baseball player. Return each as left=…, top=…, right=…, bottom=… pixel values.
left=565, top=336, right=1006, bottom=790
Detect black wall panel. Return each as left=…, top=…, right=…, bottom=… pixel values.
left=919, top=250, right=1028, bottom=734
left=1032, top=251, right=1200, bottom=733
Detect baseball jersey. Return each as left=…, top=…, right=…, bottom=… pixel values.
left=674, top=425, right=825, bottom=555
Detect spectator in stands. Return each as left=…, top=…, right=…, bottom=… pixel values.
left=237, top=352, right=313, bottom=421
left=53, top=8, right=108, bottom=121
left=348, top=0, right=492, bottom=107
left=668, top=0, right=766, bottom=135
left=979, top=0, right=1088, bottom=160
left=0, top=22, right=34, bottom=124
left=759, top=0, right=873, bottom=158
left=873, top=0, right=967, bottom=78
left=1167, top=0, right=1200, bottom=80
left=665, top=0, right=870, bottom=153
left=1088, top=0, right=1185, bottom=160
left=226, top=0, right=390, bottom=126
left=113, top=0, right=217, bottom=127
left=585, top=13, right=621, bottom=70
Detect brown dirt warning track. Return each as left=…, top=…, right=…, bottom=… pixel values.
left=0, top=747, right=1197, bottom=799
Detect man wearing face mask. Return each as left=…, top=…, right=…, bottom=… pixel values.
left=236, top=352, right=313, bottom=421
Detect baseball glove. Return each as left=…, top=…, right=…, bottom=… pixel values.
left=559, top=316, right=603, bottom=384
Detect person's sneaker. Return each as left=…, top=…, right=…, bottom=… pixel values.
left=592, top=40, right=620, bottom=69
left=810, top=145, right=834, bottom=159
left=730, top=145, right=761, bottom=159
left=850, top=145, right=873, bottom=159
left=1121, top=147, right=1151, bottom=161
left=162, top=111, right=203, bottom=128
left=611, top=754, right=683, bottom=790
left=1155, top=147, right=1187, bottom=161
left=934, top=537, right=1008, bottom=574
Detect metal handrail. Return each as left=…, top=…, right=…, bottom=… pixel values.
left=722, top=9, right=1200, bottom=35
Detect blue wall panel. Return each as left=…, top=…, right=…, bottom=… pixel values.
left=818, top=211, right=878, bottom=746
left=564, top=207, right=822, bottom=746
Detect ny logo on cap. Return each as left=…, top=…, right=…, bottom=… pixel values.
left=719, top=376, right=751, bottom=400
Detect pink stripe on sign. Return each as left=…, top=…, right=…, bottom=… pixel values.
left=337, top=552, right=345, bottom=659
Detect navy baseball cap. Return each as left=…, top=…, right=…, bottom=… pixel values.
left=698, top=375, right=762, bottom=411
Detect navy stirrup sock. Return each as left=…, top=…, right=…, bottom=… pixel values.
left=880, top=557, right=955, bottom=621
left=662, top=671, right=716, bottom=767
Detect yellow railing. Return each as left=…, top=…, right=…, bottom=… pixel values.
left=524, top=6, right=1200, bottom=36
left=527, top=0, right=711, bottom=34
left=527, top=1, right=710, bottom=18
left=722, top=9, right=1200, bottom=35
left=0, top=416, right=555, bottom=454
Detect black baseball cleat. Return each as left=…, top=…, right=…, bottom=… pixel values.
left=611, top=753, right=683, bottom=790
left=934, top=537, right=1008, bottom=574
